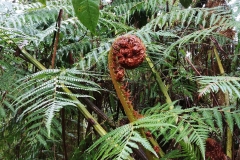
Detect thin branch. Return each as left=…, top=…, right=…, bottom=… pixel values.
left=82, top=97, right=116, bottom=128
left=51, top=9, right=63, bottom=69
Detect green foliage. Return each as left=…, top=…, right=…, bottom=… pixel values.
left=159, top=150, right=184, bottom=159
left=179, top=142, right=202, bottom=160
left=12, top=68, right=101, bottom=136
left=38, top=0, right=46, bottom=6
left=87, top=115, right=175, bottom=159
left=0, top=0, right=240, bottom=159
left=180, top=0, right=192, bottom=8
left=144, top=104, right=210, bottom=158
left=89, top=103, right=240, bottom=159
left=72, top=0, right=100, bottom=35
left=196, top=76, right=240, bottom=98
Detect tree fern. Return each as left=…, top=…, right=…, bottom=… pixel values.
left=1, top=0, right=240, bottom=159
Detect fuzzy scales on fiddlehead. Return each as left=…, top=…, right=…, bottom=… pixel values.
left=108, top=35, right=146, bottom=122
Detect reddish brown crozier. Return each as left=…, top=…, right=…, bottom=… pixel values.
left=108, top=35, right=161, bottom=159
left=111, top=35, right=146, bottom=82
left=205, top=138, right=227, bottom=160
left=109, top=35, right=146, bottom=122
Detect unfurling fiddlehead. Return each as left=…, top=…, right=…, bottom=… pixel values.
left=109, top=35, right=163, bottom=159
left=108, top=35, right=146, bottom=122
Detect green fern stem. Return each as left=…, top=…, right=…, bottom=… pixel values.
left=145, top=54, right=179, bottom=158
left=213, top=47, right=232, bottom=159
left=20, top=47, right=107, bottom=136
left=145, top=56, right=173, bottom=109
left=214, top=47, right=225, bottom=74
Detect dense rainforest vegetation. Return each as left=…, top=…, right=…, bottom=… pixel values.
left=0, top=0, right=240, bottom=159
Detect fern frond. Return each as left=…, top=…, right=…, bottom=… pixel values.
left=0, top=0, right=78, bottom=47
left=107, top=0, right=167, bottom=23
left=98, top=17, right=133, bottom=33
left=159, top=150, right=185, bottom=160
left=196, top=76, right=240, bottom=98
left=36, top=17, right=87, bottom=44
left=180, top=142, right=202, bottom=160
left=88, top=115, right=176, bottom=159
left=22, top=111, right=61, bottom=151
left=164, top=26, right=219, bottom=55
left=77, top=39, right=113, bottom=70
left=11, top=68, right=101, bottom=136
left=142, top=104, right=240, bottom=159
left=112, top=1, right=141, bottom=17
left=202, top=110, right=215, bottom=129
left=111, top=0, right=142, bottom=7
left=155, top=7, right=232, bottom=30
